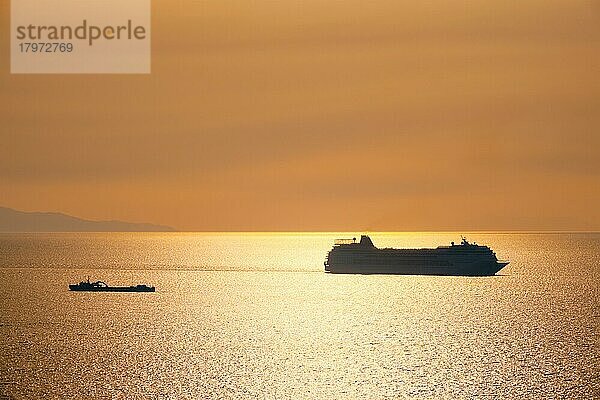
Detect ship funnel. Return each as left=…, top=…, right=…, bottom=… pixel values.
left=359, top=235, right=375, bottom=247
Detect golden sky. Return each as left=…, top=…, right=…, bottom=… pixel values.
left=1, top=1, right=599, bottom=230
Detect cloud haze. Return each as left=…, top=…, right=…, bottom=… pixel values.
left=1, top=1, right=599, bottom=230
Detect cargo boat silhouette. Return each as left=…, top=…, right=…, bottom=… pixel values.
left=69, top=278, right=155, bottom=292
left=325, top=235, right=508, bottom=276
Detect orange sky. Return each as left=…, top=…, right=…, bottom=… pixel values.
left=1, top=1, right=599, bottom=231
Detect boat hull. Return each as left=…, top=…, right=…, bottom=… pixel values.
left=325, top=261, right=508, bottom=276
left=69, top=285, right=155, bottom=292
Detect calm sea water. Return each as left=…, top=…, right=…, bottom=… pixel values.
left=0, top=233, right=598, bottom=399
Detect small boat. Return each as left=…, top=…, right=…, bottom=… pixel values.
left=69, top=278, right=155, bottom=292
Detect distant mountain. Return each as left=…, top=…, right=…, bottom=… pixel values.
left=0, top=206, right=175, bottom=232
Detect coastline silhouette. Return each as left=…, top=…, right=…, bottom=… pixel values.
left=0, top=206, right=175, bottom=232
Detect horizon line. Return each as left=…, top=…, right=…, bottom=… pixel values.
left=1, top=230, right=599, bottom=234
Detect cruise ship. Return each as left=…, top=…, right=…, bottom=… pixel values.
left=324, top=235, right=508, bottom=276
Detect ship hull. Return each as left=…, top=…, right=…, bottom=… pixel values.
left=325, top=260, right=508, bottom=276
left=69, top=285, right=155, bottom=292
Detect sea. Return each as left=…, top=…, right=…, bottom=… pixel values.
left=0, top=232, right=598, bottom=399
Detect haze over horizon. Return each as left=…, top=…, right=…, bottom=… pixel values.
left=1, top=1, right=599, bottom=231
left=2, top=205, right=600, bottom=233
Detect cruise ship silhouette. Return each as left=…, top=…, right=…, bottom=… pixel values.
left=325, top=235, right=508, bottom=276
